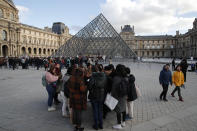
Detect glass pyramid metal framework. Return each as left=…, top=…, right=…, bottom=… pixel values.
left=52, top=13, right=137, bottom=59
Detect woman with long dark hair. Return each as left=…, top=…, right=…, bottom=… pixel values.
left=45, top=64, right=59, bottom=111
left=111, top=64, right=128, bottom=129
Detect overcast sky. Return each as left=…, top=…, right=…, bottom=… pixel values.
left=14, top=0, right=197, bottom=35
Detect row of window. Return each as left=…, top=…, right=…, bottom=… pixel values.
left=135, top=51, right=166, bottom=57
left=139, top=44, right=174, bottom=49
left=22, top=47, right=57, bottom=55
left=22, top=36, right=59, bottom=46
left=22, top=29, right=58, bottom=39
left=0, top=8, right=15, bottom=21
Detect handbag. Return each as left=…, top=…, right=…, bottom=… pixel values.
left=104, top=93, right=118, bottom=110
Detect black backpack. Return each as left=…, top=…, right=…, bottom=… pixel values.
left=118, top=78, right=128, bottom=97
left=64, top=81, right=69, bottom=98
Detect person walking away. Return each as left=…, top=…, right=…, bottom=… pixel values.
left=180, top=59, right=188, bottom=82
left=68, top=68, right=87, bottom=131
left=60, top=67, right=72, bottom=117
left=111, top=64, right=128, bottom=130
left=45, top=64, right=59, bottom=111
left=159, top=64, right=172, bottom=102
left=171, top=65, right=184, bottom=102
left=88, top=64, right=107, bottom=130
left=172, top=59, right=175, bottom=71
left=125, top=67, right=137, bottom=120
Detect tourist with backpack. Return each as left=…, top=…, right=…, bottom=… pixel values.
left=125, top=67, right=137, bottom=120
left=111, top=64, right=128, bottom=130
left=45, top=64, right=59, bottom=111
left=88, top=64, right=107, bottom=130
left=60, top=67, right=72, bottom=117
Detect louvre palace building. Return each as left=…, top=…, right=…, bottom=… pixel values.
left=0, top=0, right=197, bottom=59
left=120, top=19, right=197, bottom=59
left=0, top=0, right=72, bottom=57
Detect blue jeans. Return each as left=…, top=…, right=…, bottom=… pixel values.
left=46, top=84, right=56, bottom=107
left=91, top=100, right=103, bottom=127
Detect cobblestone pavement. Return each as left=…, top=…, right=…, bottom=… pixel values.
left=0, top=62, right=197, bottom=131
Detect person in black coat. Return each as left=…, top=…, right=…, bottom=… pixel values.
left=159, top=64, right=172, bottom=101
left=88, top=64, right=107, bottom=130
left=125, top=67, right=137, bottom=120
left=180, top=59, right=188, bottom=82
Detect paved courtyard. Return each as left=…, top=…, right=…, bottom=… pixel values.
left=0, top=62, right=197, bottom=131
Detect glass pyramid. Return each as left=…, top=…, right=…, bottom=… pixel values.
left=52, top=13, right=137, bottom=59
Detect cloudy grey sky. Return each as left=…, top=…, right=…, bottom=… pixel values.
left=14, top=0, right=197, bottom=35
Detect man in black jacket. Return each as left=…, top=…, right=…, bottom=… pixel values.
left=180, top=59, right=188, bottom=82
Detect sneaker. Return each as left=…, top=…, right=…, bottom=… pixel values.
left=48, top=107, right=56, bottom=112
left=121, top=122, right=126, bottom=127
left=62, top=113, right=68, bottom=117
left=171, top=93, right=175, bottom=97
left=179, top=98, right=184, bottom=102
left=113, top=124, right=122, bottom=129
left=163, top=99, right=168, bottom=102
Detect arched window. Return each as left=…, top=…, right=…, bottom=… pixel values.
left=43, top=49, right=46, bottom=54
left=10, top=12, right=14, bottom=21
left=39, top=48, right=42, bottom=54
left=2, top=30, right=7, bottom=41
left=34, top=48, right=37, bottom=54
left=0, top=9, right=3, bottom=18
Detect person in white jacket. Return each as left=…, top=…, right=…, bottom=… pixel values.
left=60, top=67, right=72, bottom=117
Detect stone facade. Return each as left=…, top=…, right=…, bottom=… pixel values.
left=120, top=21, right=197, bottom=59
left=174, top=19, right=197, bottom=59
left=0, top=0, right=72, bottom=57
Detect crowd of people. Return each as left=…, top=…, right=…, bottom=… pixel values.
left=0, top=56, right=104, bottom=71
left=43, top=57, right=138, bottom=131
left=1, top=55, right=195, bottom=130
